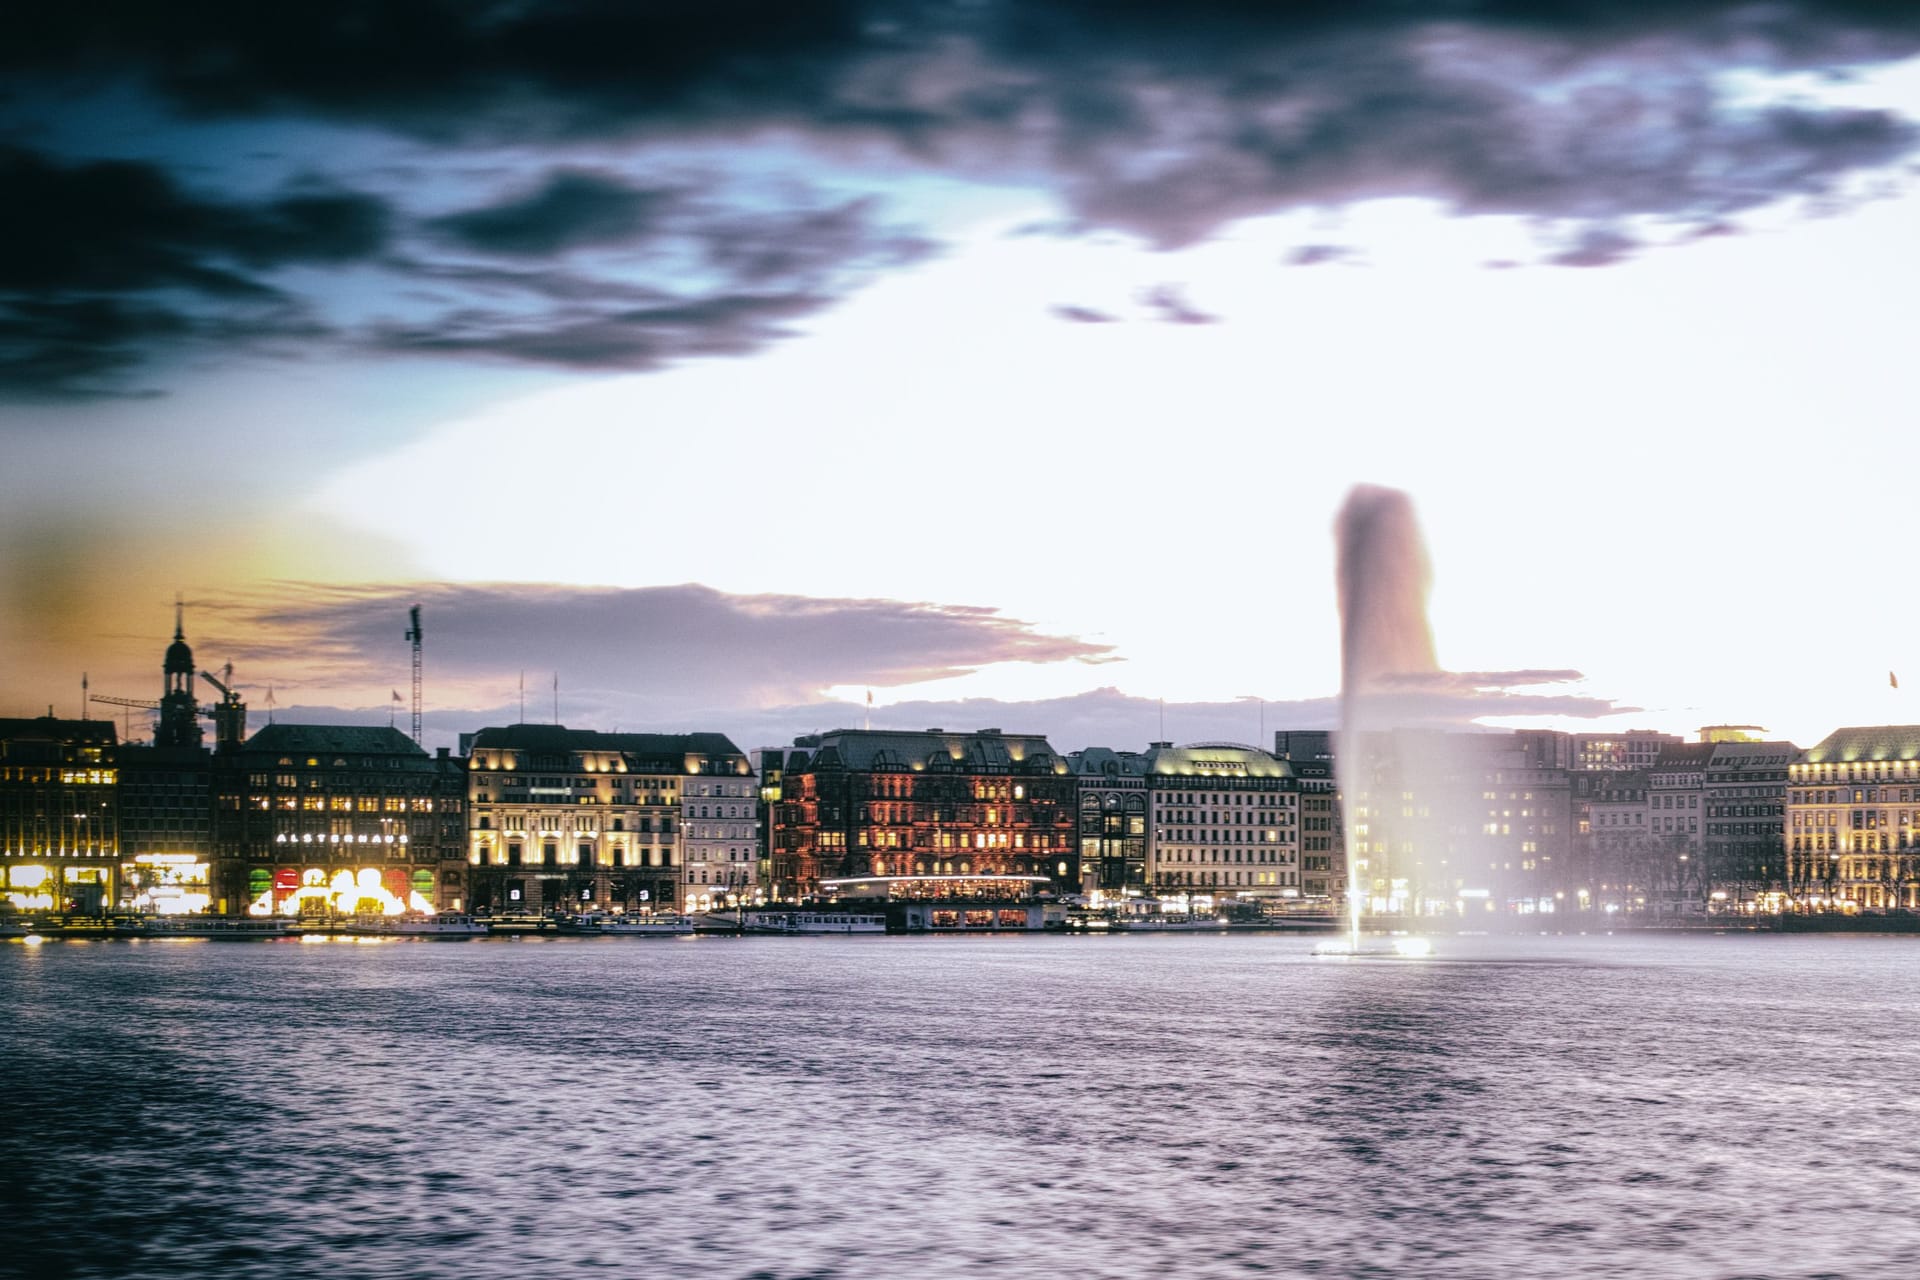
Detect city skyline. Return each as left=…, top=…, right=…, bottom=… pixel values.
left=7, top=4, right=1920, bottom=752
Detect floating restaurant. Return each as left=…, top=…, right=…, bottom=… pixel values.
left=817, top=873, right=1058, bottom=931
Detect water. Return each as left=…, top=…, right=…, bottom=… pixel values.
left=5, top=933, right=1920, bottom=1280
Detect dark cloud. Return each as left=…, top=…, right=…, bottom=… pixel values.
left=1051, top=304, right=1117, bottom=324
left=13, top=2, right=1918, bottom=249
left=197, top=582, right=1115, bottom=712
left=429, top=170, right=675, bottom=256
left=1140, top=284, right=1218, bottom=325
left=0, top=147, right=384, bottom=397
left=1287, top=244, right=1355, bottom=267
left=0, top=143, right=930, bottom=397
left=1550, top=226, right=1642, bottom=267
left=367, top=292, right=829, bottom=370
left=383, top=189, right=931, bottom=369
left=0, top=147, right=390, bottom=296
left=696, top=197, right=931, bottom=285
left=10, top=2, right=1920, bottom=391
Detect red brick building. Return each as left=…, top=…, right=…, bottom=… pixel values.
left=771, top=728, right=1078, bottom=901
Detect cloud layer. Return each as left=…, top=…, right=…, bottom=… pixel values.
left=192, top=581, right=1113, bottom=714
left=8, top=1, right=1920, bottom=393
left=142, top=581, right=1633, bottom=755
left=0, top=145, right=930, bottom=397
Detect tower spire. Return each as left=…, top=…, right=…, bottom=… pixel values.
left=157, top=599, right=204, bottom=749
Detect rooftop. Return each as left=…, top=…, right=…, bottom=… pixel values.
left=1800, top=726, right=1920, bottom=765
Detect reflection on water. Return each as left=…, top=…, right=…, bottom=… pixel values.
left=5, top=934, right=1920, bottom=1279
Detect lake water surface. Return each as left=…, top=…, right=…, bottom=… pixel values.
left=4, top=932, right=1918, bottom=1279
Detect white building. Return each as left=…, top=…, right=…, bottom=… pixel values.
left=1144, top=742, right=1299, bottom=899
left=681, top=756, right=759, bottom=910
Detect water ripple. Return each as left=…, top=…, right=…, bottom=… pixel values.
left=4, top=933, right=1920, bottom=1278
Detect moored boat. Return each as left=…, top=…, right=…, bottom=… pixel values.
left=342, top=913, right=489, bottom=938
left=127, top=916, right=294, bottom=939
left=592, top=914, right=695, bottom=936
left=743, top=909, right=887, bottom=935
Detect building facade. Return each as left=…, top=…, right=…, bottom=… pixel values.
left=115, top=612, right=222, bottom=912
left=1573, top=731, right=1683, bottom=772
left=1644, top=742, right=1713, bottom=910
left=1067, top=746, right=1149, bottom=895
left=1701, top=739, right=1796, bottom=905
left=771, top=728, right=1078, bottom=901
left=463, top=726, right=745, bottom=915
left=212, top=724, right=467, bottom=916
left=1144, top=742, right=1299, bottom=898
left=1786, top=726, right=1920, bottom=909
left=1583, top=769, right=1650, bottom=912
left=1273, top=731, right=1343, bottom=901
left=679, top=742, right=757, bottom=911
left=0, top=717, right=119, bottom=913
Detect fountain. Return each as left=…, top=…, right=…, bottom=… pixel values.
left=1326, top=484, right=1442, bottom=958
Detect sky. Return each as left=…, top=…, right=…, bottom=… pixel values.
left=4, top=1, right=1919, bottom=755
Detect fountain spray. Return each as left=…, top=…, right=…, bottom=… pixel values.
left=1334, top=485, right=1441, bottom=951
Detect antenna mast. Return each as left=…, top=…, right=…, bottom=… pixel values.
left=405, top=604, right=423, bottom=745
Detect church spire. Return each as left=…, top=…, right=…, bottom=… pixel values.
left=157, top=597, right=204, bottom=749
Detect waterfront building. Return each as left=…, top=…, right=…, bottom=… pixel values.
left=1273, top=731, right=1343, bottom=901
left=1067, top=746, right=1149, bottom=895
left=1786, top=726, right=1920, bottom=909
left=1472, top=732, right=1575, bottom=913
left=115, top=612, right=223, bottom=912
left=1583, top=770, right=1650, bottom=912
left=1702, top=739, right=1796, bottom=905
left=1144, top=741, right=1299, bottom=898
left=1645, top=742, right=1713, bottom=910
left=753, top=745, right=801, bottom=892
left=117, top=743, right=215, bottom=912
left=1573, top=730, right=1683, bottom=772
left=463, top=725, right=744, bottom=914
left=679, top=741, right=757, bottom=912
left=771, top=728, right=1078, bottom=901
left=0, top=716, right=119, bottom=913
left=211, top=724, right=467, bottom=916
left=1341, top=730, right=1574, bottom=915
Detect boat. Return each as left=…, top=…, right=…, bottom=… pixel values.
left=588, top=914, right=695, bottom=936
left=1122, top=914, right=1231, bottom=932
left=342, top=913, right=489, bottom=938
left=127, top=916, right=294, bottom=939
left=743, top=910, right=887, bottom=935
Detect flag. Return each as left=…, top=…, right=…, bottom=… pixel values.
left=1894, top=671, right=1902, bottom=690
left=392, top=689, right=404, bottom=703
left=866, top=688, right=873, bottom=706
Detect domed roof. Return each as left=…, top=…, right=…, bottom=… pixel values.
left=165, top=633, right=193, bottom=673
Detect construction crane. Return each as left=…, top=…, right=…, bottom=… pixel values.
left=405, top=604, right=423, bottom=745
left=89, top=694, right=159, bottom=743
left=199, top=663, right=248, bottom=751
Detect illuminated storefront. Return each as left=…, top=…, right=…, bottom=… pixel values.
left=2, top=716, right=121, bottom=914
left=211, top=724, right=467, bottom=916
left=124, top=853, right=211, bottom=914
left=246, top=865, right=439, bottom=916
